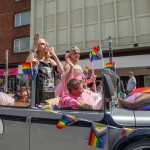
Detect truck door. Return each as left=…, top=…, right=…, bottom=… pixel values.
left=0, top=106, right=30, bottom=150
left=30, top=108, right=107, bottom=150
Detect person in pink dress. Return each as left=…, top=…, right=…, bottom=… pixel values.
left=0, top=92, right=15, bottom=106
left=55, top=46, right=96, bottom=97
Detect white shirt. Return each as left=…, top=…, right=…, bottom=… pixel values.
left=126, top=76, right=136, bottom=91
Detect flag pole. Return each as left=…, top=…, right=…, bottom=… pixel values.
left=5, top=50, right=8, bottom=93
left=91, top=61, right=97, bottom=92
left=99, top=45, right=105, bottom=69
left=109, top=36, right=113, bottom=62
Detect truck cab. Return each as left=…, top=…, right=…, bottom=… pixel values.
left=0, top=68, right=150, bottom=150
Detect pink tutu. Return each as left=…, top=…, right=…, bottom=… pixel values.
left=0, top=92, right=15, bottom=106
left=82, top=89, right=102, bottom=109
left=55, top=72, right=67, bottom=97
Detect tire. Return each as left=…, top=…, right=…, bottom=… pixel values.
left=123, top=141, right=150, bottom=150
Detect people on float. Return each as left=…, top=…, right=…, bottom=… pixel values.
left=26, top=34, right=63, bottom=104
left=55, top=46, right=96, bottom=97
left=58, top=78, right=102, bottom=110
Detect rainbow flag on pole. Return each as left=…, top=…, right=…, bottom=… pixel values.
left=56, top=114, right=77, bottom=129
left=90, top=46, right=103, bottom=62
left=105, top=62, right=115, bottom=72
left=90, top=46, right=99, bottom=62
left=88, top=123, right=107, bottom=149
left=22, top=62, right=38, bottom=79
left=22, top=62, right=35, bottom=74
left=83, top=66, right=89, bottom=78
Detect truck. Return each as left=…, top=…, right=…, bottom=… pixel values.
left=0, top=68, right=150, bottom=150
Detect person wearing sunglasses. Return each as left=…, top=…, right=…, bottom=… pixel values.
left=55, top=46, right=96, bottom=98
left=26, top=34, right=63, bottom=104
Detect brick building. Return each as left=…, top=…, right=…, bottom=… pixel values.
left=0, top=0, right=31, bottom=92
left=0, top=0, right=31, bottom=66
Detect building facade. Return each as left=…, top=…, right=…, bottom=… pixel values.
left=0, top=0, right=31, bottom=92
left=30, top=0, right=150, bottom=87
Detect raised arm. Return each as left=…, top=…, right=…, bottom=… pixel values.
left=64, top=58, right=74, bottom=83
left=48, top=46, right=63, bottom=73
left=26, top=34, right=39, bottom=62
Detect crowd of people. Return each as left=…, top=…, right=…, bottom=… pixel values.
left=1, top=33, right=149, bottom=111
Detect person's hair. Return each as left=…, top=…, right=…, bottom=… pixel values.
left=35, top=38, right=53, bottom=60
left=128, top=71, right=134, bottom=75
left=67, top=79, right=81, bottom=94
left=70, top=46, right=80, bottom=54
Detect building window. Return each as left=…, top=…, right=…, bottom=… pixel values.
left=14, top=37, right=30, bottom=53
left=15, top=0, right=22, bottom=2
left=14, top=11, right=30, bottom=27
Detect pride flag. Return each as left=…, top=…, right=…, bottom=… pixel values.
left=56, top=114, right=77, bottom=129
left=83, top=66, right=89, bottom=78
left=88, top=123, right=107, bottom=149
left=90, top=46, right=103, bottom=62
left=22, top=62, right=35, bottom=74
left=22, top=62, right=38, bottom=79
left=105, top=62, right=115, bottom=72
left=119, top=127, right=133, bottom=138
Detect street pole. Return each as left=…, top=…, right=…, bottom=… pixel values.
left=5, top=50, right=8, bottom=93
left=109, top=36, right=113, bottom=62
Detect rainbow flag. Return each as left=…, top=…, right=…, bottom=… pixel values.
left=88, top=123, right=107, bottom=149
left=105, top=62, right=115, bottom=72
left=21, top=92, right=26, bottom=102
left=119, top=127, right=133, bottom=138
left=90, top=46, right=99, bottom=62
left=56, top=114, right=77, bottom=129
left=90, top=46, right=103, bottom=62
left=83, top=66, right=89, bottom=78
left=22, top=62, right=38, bottom=79
left=22, top=62, right=35, bottom=74
left=42, top=104, right=53, bottom=111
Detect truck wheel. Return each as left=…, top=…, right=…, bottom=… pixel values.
left=123, top=141, right=150, bottom=150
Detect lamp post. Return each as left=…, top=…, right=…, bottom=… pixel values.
left=109, top=36, right=113, bottom=62
left=5, top=50, right=8, bottom=92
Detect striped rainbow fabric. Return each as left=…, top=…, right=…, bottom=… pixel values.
left=88, top=123, right=107, bottom=149
left=22, top=62, right=38, bottom=79
left=83, top=66, right=89, bottom=78
left=90, top=46, right=99, bottom=62
left=56, top=114, right=77, bottom=129
left=105, top=62, right=115, bottom=71
left=22, top=62, right=35, bottom=74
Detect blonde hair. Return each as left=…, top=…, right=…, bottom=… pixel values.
left=35, top=38, right=52, bottom=60
left=70, top=46, right=80, bottom=54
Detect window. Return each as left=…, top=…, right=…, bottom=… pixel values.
left=14, top=37, right=30, bottom=53
left=15, top=0, right=22, bottom=2
left=0, top=66, right=31, bottom=108
left=14, top=11, right=30, bottom=27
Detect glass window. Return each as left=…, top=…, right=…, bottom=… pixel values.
left=0, top=67, right=31, bottom=108
left=144, top=75, right=150, bottom=87
left=14, top=37, right=30, bottom=53
left=14, top=11, right=30, bottom=27
left=15, top=0, right=22, bottom=2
